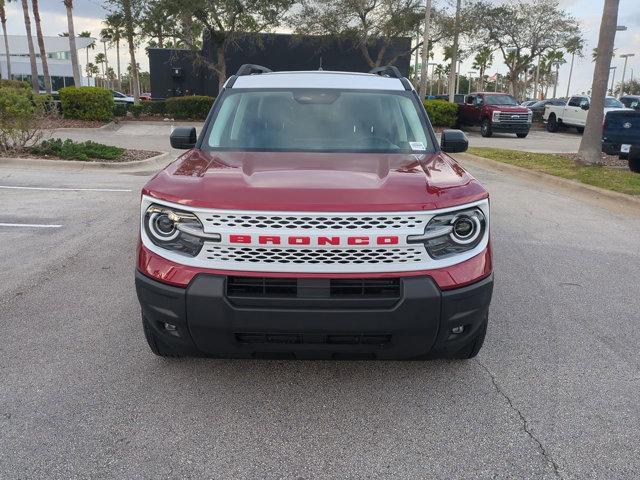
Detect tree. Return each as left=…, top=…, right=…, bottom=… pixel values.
left=418, top=0, right=433, bottom=99
left=564, top=36, right=584, bottom=97
left=447, top=0, right=462, bottom=102
left=578, top=0, right=619, bottom=165
left=63, top=0, right=82, bottom=87
left=294, top=0, right=431, bottom=70
left=473, top=47, right=493, bottom=91
left=31, top=0, right=52, bottom=92
left=85, top=62, right=98, bottom=79
left=101, top=14, right=125, bottom=86
left=79, top=31, right=95, bottom=70
left=108, top=0, right=141, bottom=103
left=94, top=52, right=106, bottom=76
left=0, top=0, right=12, bottom=79
left=476, top=0, right=580, bottom=99
left=159, top=0, right=295, bottom=91
left=18, top=0, right=40, bottom=91
left=544, top=49, right=566, bottom=98
left=140, top=0, right=172, bottom=48
left=616, top=79, right=640, bottom=96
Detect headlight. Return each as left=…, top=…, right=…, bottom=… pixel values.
left=527, top=111, right=533, bottom=123
left=407, top=208, right=486, bottom=259
left=492, top=111, right=501, bottom=123
left=144, top=204, right=220, bottom=257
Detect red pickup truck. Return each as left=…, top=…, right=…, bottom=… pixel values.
left=457, top=92, right=532, bottom=138
left=136, top=65, right=493, bottom=360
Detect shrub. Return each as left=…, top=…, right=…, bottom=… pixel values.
left=0, top=79, right=30, bottom=91
left=165, top=95, right=214, bottom=120
left=129, top=104, right=144, bottom=118
left=59, top=86, right=114, bottom=121
left=28, top=138, right=125, bottom=161
left=142, top=100, right=166, bottom=116
left=423, top=100, right=458, bottom=128
left=0, top=86, right=48, bottom=151
left=113, top=103, right=127, bottom=117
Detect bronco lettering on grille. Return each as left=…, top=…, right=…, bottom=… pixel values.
left=228, top=235, right=400, bottom=246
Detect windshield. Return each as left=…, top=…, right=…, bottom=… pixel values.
left=203, top=89, right=434, bottom=153
left=484, top=95, right=519, bottom=106
left=605, top=97, right=624, bottom=108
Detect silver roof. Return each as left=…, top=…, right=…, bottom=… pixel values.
left=231, top=71, right=407, bottom=91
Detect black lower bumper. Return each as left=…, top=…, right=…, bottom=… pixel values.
left=492, top=123, right=530, bottom=134
left=135, top=272, right=493, bottom=360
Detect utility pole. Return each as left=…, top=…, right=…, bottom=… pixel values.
left=448, top=0, right=462, bottom=103
left=455, top=59, right=462, bottom=94
left=619, top=53, right=635, bottom=97
left=418, top=0, right=432, bottom=99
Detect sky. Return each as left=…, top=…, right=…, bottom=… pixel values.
left=3, top=0, right=640, bottom=96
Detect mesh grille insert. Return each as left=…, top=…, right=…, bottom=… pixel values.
left=202, top=214, right=427, bottom=230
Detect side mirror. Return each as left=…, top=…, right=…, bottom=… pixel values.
left=632, top=101, right=640, bottom=110
left=475, top=98, right=484, bottom=107
left=170, top=127, right=197, bottom=149
left=441, top=129, right=468, bottom=153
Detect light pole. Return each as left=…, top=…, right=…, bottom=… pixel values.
left=455, top=59, right=463, bottom=94
left=467, top=71, right=476, bottom=94
left=427, top=62, right=438, bottom=96
left=609, top=66, right=617, bottom=95
left=619, top=53, right=635, bottom=97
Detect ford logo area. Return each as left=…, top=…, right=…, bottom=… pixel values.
left=623, top=122, right=632, bottom=129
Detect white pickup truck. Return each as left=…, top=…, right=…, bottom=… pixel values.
left=544, top=95, right=630, bottom=133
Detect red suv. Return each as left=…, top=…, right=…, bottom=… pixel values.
left=458, top=92, right=532, bottom=138
left=136, top=65, right=493, bottom=360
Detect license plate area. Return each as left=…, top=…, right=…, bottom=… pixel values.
left=621, top=144, right=631, bottom=153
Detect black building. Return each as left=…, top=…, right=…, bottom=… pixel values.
left=148, top=32, right=411, bottom=100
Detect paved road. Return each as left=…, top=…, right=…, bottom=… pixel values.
left=1, top=158, right=639, bottom=479
left=49, top=121, right=583, bottom=154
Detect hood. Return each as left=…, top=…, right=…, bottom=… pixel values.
left=143, top=150, right=488, bottom=212
left=487, top=105, right=530, bottom=112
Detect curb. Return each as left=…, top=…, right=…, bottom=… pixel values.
left=455, top=152, right=640, bottom=208
left=0, top=151, right=173, bottom=171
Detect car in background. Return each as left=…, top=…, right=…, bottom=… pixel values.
left=620, top=95, right=640, bottom=110
left=528, top=99, right=566, bottom=120
left=112, top=90, right=135, bottom=106
left=521, top=100, right=537, bottom=107
left=602, top=109, right=640, bottom=172
left=140, top=92, right=152, bottom=101
left=457, top=92, right=532, bottom=138
left=544, top=96, right=630, bottom=133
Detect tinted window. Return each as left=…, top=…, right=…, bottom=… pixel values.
left=204, top=89, right=434, bottom=154
left=568, top=97, right=583, bottom=107
left=483, top=95, right=518, bottom=106
left=604, top=97, right=624, bottom=108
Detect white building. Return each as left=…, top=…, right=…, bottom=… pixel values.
left=0, top=35, right=96, bottom=90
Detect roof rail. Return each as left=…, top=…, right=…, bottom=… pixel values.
left=369, top=65, right=412, bottom=91
left=236, top=64, right=272, bottom=76
left=369, top=65, right=402, bottom=79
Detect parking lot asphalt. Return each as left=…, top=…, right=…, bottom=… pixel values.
left=1, top=158, right=639, bottom=479
left=48, top=121, right=583, bottom=154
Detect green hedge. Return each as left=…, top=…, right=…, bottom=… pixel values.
left=142, top=100, right=166, bottom=116
left=129, top=104, right=144, bottom=118
left=0, top=79, right=30, bottom=91
left=423, top=100, right=458, bottom=128
left=59, top=87, right=114, bottom=121
left=113, top=103, right=127, bottom=117
left=165, top=96, right=214, bottom=120
left=28, top=138, right=124, bottom=161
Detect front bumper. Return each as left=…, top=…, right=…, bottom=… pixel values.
left=492, top=123, right=531, bottom=134
left=136, top=271, right=494, bottom=360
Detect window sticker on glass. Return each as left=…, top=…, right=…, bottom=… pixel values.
left=410, top=142, right=425, bottom=151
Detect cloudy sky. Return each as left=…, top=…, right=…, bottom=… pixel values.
left=4, top=0, right=640, bottom=96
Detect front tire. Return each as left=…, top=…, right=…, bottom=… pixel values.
left=576, top=127, right=585, bottom=134
left=547, top=114, right=559, bottom=132
left=480, top=119, right=493, bottom=138
left=629, top=149, right=640, bottom=173
left=516, top=132, right=528, bottom=138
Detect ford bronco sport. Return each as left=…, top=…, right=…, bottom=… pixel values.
left=136, top=65, right=493, bottom=360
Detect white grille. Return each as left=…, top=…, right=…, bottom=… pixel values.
left=202, top=213, right=427, bottom=230
left=204, top=246, right=425, bottom=265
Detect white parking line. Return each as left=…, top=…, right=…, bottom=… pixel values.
left=0, top=185, right=132, bottom=192
left=0, top=223, right=62, bottom=228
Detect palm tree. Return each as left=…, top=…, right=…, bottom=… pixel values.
left=472, top=47, right=494, bottom=91
left=18, top=0, right=39, bottom=91
left=79, top=31, right=95, bottom=69
left=85, top=61, right=97, bottom=80
left=31, top=0, right=52, bottom=92
left=579, top=0, right=620, bottom=164
left=0, top=0, right=11, bottom=78
left=564, top=37, right=584, bottom=98
left=101, top=14, right=125, bottom=87
left=543, top=50, right=566, bottom=98
left=63, top=0, right=81, bottom=87
left=94, top=52, right=106, bottom=78
left=121, top=0, right=140, bottom=104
